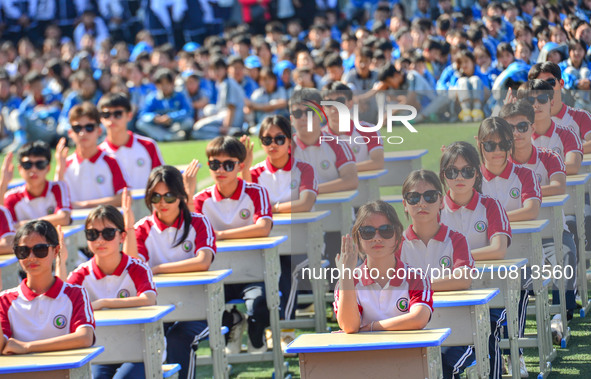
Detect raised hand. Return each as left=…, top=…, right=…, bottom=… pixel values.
left=336, top=234, right=359, bottom=273
left=0, top=152, right=14, bottom=199
left=55, top=225, right=68, bottom=280
left=122, top=187, right=135, bottom=230
left=182, top=159, right=200, bottom=199
left=54, top=138, right=69, bottom=181
left=240, top=135, right=254, bottom=170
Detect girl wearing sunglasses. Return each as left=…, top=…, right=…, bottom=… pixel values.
left=334, top=200, right=433, bottom=334
left=398, top=169, right=476, bottom=378
left=439, top=142, right=511, bottom=379
left=62, top=205, right=156, bottom=379
left=0, top=220, right=94, bottom=355
left=127, top=165, right=215, bottom=379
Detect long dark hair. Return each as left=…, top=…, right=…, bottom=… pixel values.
left=351, top=200, right=404, bottom=257
left=145, top=165, right=191, bottom=248
left=440, top=142, right=483, bottom=193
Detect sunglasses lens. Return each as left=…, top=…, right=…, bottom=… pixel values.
left=444, top=167, right=459, bottom=180
left=72, top=125, right=82, bottom=133
left=517, top=122, right=529, bottom=133
left=85, top=124, right=96, bottom=132
left=292, top=110, right=303, bottom=119
left=208, top=160, right=221, bottom=171
left=32, top=244, right=50, bottom=258
left=404, top=192, right=421, bottom=205
left=163, top=193, right=177, bottom=203
left=461, top=167, right=476, bottom=179
left=482, top=142, right=496, bottom=153
left=275, top=136, right=287, bottom=145
left=499, top=141, right=512, bottom=151
left=102, top=228, right=117, bottom=241
left=150, top=193, right=161, bottom=204
left=261, top=137, right=273, bottom=146
left=14, top=246, right=29, bottom=259
left=538, top=94, right=549, bottom=104
left=85, top=229, right=99, bottom=241
left=359, top=226, right=376, bottom=240
left=35, top=161, right=48, bottom=170
left=113, top=110, right=124, bottom=119
left=222, top=161, right=236, bottom=172
left=378, top=225, right=395, bottom=239
left=100, top=112, right=110, bottom=119
left=423, top=190, right=440, bottom=203
left=20, top=161, right=33, bottom=170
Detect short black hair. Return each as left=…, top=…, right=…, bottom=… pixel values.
left=24, top=70, right=43, bottom=85
left=227, top=56, right=244, bottom=67
left=289, top=88, right=322, bottom=111
left=206, top=136, right=247, bottom=162
left=324, top=53, right=343, bottom=68
left=378, top=63, right=398, bottom=82
left=17, top=141, right=51, bottom=163
left=497, top=42, right=514, bottom=56
left=499, top=99, right=535, bottom=123
left=98, top=92, right=132, bottom=112
left=154, top=68, right=174, bottom=84
left=323, top=81, right=353, bottom=100
left=14, top=220, right=59, bottom=250
left=528, top=62, right=562, bottom=80
left=210, top=55, right=227, bottom=69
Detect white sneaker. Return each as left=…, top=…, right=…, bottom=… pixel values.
left=224, top=311, right=245, bottom=355
left=519, top=355, right=529, bottom=378
left=551, top=314, right=563, bottom=345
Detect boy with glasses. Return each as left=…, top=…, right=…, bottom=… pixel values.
left=55, top=103, right=128, bottom=209
left=193, top=136, right=272, bottom=354
left=2, top=141, right=71, bottom=227
left=98, top=93, right=164, bottom=190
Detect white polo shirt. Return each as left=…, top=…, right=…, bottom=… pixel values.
left=531, top=121, right=583, bottom=161
left=509, top=147, right=566, bottom=187
left=250, top=155, right=318, bottom=204
left=333, top=258, right=433, bottom=327
left=64, top=150, right=129, bottom=203
left=441, top=189, right=512, bottom=250
left=322, top=120, right=383, bottom=163
left=398, top=224, right=474, bottom=274
left=0, top=277, right=95, bottom=342
left=67, top=253, right=157, bottom=302
left=4, top=181, right=71, bottom=222
left=480, top=161, right=541, bottom=212
left=553, top=103, right=591, bottom=141
left=0, top=206, right=15, bottom=240
left=292, top=132, right=356, bottom=184
left=194, top=178, right=272, bottom=231
left=135, top=212, right=216, bottom=267
left=99, top=131, right=164, bottom=190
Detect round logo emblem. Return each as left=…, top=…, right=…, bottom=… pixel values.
left=96, top=175, right=105, bottom=184
left=474, top=221, right=487, bottom=233
left=552, top=147, right=562, bottom=155
left=397, top=297, right=409, bottom=312
left=440, top=256, right=452, bottom=268
left=137, top=158, right=145, bottom=167
left=290, top=179, right=298, bottom=190
left=182, top=240, right=193, bottom=253
left=509, top=187, right=520, bottom=199
left=117, top=289, right=130, bottom=298
left=46, top=206, right=55, bottom=215
left=239, top=209, right=251, bottom=220
left=53, top=314, right=67, bottom=329
left=353, top=146, right=361, bottom=154
left=320, top=160, right=330, bottom=170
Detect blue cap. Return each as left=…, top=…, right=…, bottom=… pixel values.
left=244, top=55, right=262, bottom=69
left=273, top=60, right=295, bottom=77
left=183, top=42, right=201, bottom=53
left=130, top=41, right=153, bottom=62
left=181, top=70, right=202, bottom=79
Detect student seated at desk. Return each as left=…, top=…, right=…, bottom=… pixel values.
left=397, top=169, right=476, bottom=379
left=477, top=116, right=541, bottom=376
left=2, top=142, right=71, bottom=228
left=334, top=200, right=433, bottom=334
left=501, top=100, right=578, bottom=339
left=321, top=82, right=384, bottom=172
left=54, top=102, right=129, bottom=209
left=439, top=142, right=511, bottom=379
left=0, top=220, right=95, bottom=355
left=194, top=137, right=272, bottom=355
left=128, top=166, right=215, bottom=379
left=58, top=204, right=156, bottom=379
left=98, top=93, right=164, bottom=190
left=290, top=88, right=358, bottom=194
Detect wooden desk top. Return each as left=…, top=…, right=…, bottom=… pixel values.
left=316, top=190, right=358, bottom=204
left=384, top=149, right=428, bottom=161
left=433, top=288, right=500, bottom=307
left=284, top=328, right=450, bottom=354
left=273, top=211, right=331, bottom=225
left=541, top=194, right=569, bottom=207
left=381, top=195, right=403, bottom=203
left=0, top=254, right=16, bottom=268
left=130, top=188, right=146, bottom=200
left=153, top=269, right=232, bottom=287
left=510, top=219, right=549, bottom=234
left=217, top=235, right=288, bottom=252
left=0, top=346, right=104, bottom=373
left=6, top=179, right=24, bottom=190
left=582, top=153, right=591, bottom=165
left=474, top=258, right=528, bottom=271
left=71, top=208, right=123, bottom=221
left=358, top=169, right=388, bottom=180
left=95, top=305, right=175, bottom=326
left=566, top=173, right=591, bottom=185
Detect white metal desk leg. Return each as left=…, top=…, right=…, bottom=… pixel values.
left=207, top=281, right=228, bottom=379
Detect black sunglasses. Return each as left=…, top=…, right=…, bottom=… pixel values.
left=444, top=166, right=476, bottom=180
left=100, top=110, right=125, bottom=119
left=208, top=159, right=238, bottom=172
left=358, top=224, right=395, bottom=240
left=85, top=228, right=120, bottom=242
left=150, top=192, right=178, bottom=204
left=15, top=244, right=55, bottom=260
left=291, top=109, right=308, bottom=119
left=20, top=160, right=49, bottom=170
left=72, top=123, right=97, bottom=134
left=544, top=78, right=557, bottom=87
left=526, top=93, right=550, bottom=105
left=481, top=140, right=512, bottom=153
left=508, top=121, right=531, bottom=133
left=261, top=135, right=287, bottom=146
left=404, top=190, right=441, bottom=205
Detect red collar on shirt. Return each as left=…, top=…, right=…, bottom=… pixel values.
left=404, top=224, right=447, bottom=242
left=294, top=134, right=322, bottom=150
left=444, top=189, right=479, bottom=211
left=19, top=276, right=64, bottom=301
left=358, top=253, right=405, bottom=287
left=152, top=211, right=183, bottom=231
left=532, top=120, right=555, bottom=140
left=104, top=131, right=134, bottom=151
left=91, top=252, right=129, bottom=279
left=24, top=181, right=49, bottom=200
left=75, top=149, right=102, bottom=164
left=556, top=103, right=568, bottom=119
left=480, top=161, right=513, bottom=181
left=265, top=154, right=293, bottom=173
left=213, top=178, right=244, bottom=201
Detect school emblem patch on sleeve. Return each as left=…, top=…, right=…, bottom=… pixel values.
left=53, top=314, right=67, bottom=329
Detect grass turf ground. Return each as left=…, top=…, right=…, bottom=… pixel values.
left=6, top=123, right=591, bottom=377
